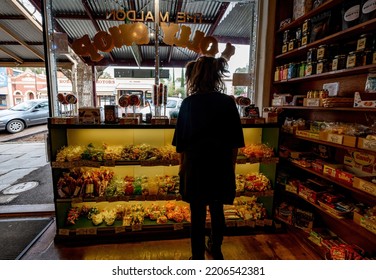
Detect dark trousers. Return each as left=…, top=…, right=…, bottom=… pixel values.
left=189, top=200, right=225, bottom=260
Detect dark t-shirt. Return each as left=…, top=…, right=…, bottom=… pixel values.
left=172, top=92, right=245, bottom=204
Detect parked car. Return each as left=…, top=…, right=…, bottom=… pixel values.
left=140, top=97, right=183, bottom=122
left=0, top=99, right=49, bottom=133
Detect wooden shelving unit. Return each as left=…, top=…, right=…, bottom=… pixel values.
left=271, top=0, right=376, bottom=258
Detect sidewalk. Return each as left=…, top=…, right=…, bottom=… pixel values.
left=0, top=125, right=54, bottom=215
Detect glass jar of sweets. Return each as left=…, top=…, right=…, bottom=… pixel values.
left=283, top=30, right=291, bottom=44
left=295, top=28, right=302, bottom=47
left=282, top=64, right=289, bottom=80
left=307, top=48, right=317, bottom=62
left=357, top=33, right=373, bottom=51
left=302, top=19, right=311, bottom=34
left=288, top=39, right=297, bottom=51
left=364, top=50, right=373, bottom=65
left=316, top=59, right=329, bottom=74
left=274, top=66, right=280, bottom=82
left=306, top=61, right=316, bottom=76
left=332, top=54, right=346, bottom=71
left=347, top=51, right=364, bottom=68
left=287, top=63, right=298, bottom=79
left=299, top=61, right=306, bottom=77
left=301, top=32, right=310, bottom=46
left=317, top=45, right=328, bottom=60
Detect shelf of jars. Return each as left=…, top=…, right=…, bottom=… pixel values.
left=276, top=106, right=376, bottom=111
left=273, top=64, right=376, bottom=84
left=276, top=18, right=376, bottom=60
left=277, top=0, right=343, bottom=33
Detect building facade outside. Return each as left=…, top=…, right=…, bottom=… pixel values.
left=0, top=67, right=237, bottom=111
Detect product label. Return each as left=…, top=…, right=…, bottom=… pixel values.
left=282, top=44, right=288, bottom=53
left=347, top=54, right=356, bottom=68
left=317, top=62, right=323, bottom=74
left=173, top=223, right=184, bottom=230
left=302, top=22, right=308, bottom=33
left=332, top=58, right=338, bottom=71
left=362, top=139, right=376, bottom=151
left=114, top=226, right=126, bottom=233
left=317, top=48, right=325, bottom=60
left=302, top=35, right=308, bottom=46
left=356, top=180, right=376, bottom=195
left=306, top=64, right=313, bottom=75
left=357, top=37, right=366, bottom=51
left=344, top=5, right=360, bottom=22
left=328, top=133, right=343, bottom=144
left=288, top=41, right=294, bottom=51
left=362, top=0, right=376, bottom=14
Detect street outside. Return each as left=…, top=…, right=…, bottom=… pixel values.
left=0, top=124, right=54, bottom=214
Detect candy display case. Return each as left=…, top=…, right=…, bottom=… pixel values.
left=47, top=120, right=279, bottom=243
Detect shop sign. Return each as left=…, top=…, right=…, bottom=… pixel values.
left=106, top=10, right=203, bottom=24
left=71, top=11, right=229, bottom=62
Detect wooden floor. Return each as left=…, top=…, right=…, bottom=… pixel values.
left=20, top=218, right=322, bottom=260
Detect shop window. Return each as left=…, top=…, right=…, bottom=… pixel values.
left=0, top=95, right=7, bottom=107
left=99, top=96, right=115, bottom=107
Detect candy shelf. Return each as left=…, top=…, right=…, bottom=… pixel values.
left=47, top=120, right=280, bottom=243
left=279, top=189, right=376, bottom=255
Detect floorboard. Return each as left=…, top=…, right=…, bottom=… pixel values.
left=20, top=218, right=322, bottom=260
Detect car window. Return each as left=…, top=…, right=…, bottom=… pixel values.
left=35, top=102, right=49, bottom=110
left=166, top=100, right=177, bottom=108
left=10, top=101, right=36, bottom=111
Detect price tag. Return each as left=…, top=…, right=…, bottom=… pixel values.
left=237, top=220, right=246, bottom=227
left=362, top=139, right=376, bottom=151
left=131, top=224, right=142, bottom=231
left=58, top=228, right=70, bottom=236
left=264, top=219, right=273, bottom=226
left=245, top=220, right=255, bottom=227
left=328, top=133, right=343, bottom=144
left=72, top=197, right=83, bottom=203
left=76, top=228, right=87, bottom=235
left=173, top=223, right=184, bottom=231
left=86, top=228, right=97, bottom=235
left=52, top=162, right=74, bottom=168
left=104, top=160, right=115, bottom=166
left=256, top=220, right=265, bottom=227
left=225, top=220, right=237, bottom=227
left=115, top=226, right=126, bottom=234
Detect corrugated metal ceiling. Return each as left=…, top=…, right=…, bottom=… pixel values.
left=0, top=0, right=255, bottom=68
